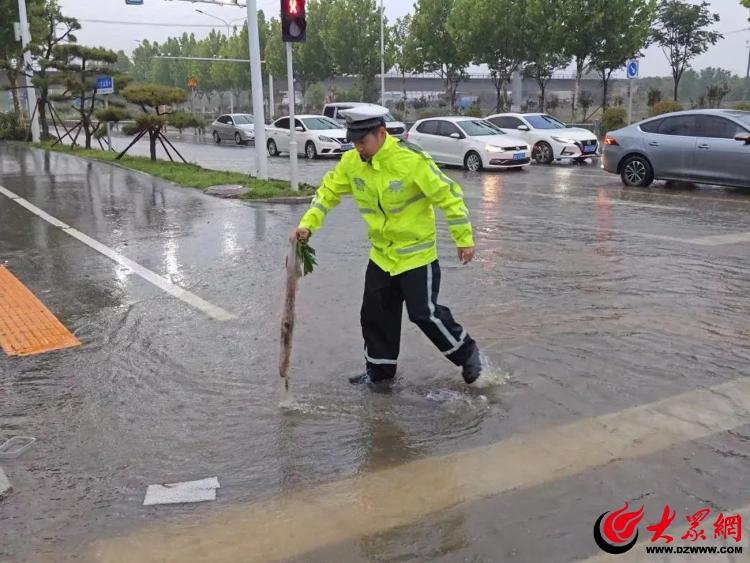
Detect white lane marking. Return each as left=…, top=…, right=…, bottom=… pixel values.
left=522, top=191, right=689, bottom=211
left=0, top=184, right=236, bottom=322
left=90, top=377, right=750, bottom=562
left=506, top=214, right=749, bottom=247
left=581, top=503, right=750, bottom=562
left=686, top=232, right=750, bottom=247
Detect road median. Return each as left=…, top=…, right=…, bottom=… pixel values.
left=30, top=141, right=316, bottom=202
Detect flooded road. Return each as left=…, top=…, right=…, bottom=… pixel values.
left=1, top=142, right=749, bottom=562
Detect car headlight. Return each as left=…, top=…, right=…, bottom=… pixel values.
left=486, top=145, right=506, bottom=153
left=318, top=136, right=335, bottom=143
left=551, top=136, right=576, bottom=144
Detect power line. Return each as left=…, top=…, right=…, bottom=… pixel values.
left=77, top=18, right=229, bottom=28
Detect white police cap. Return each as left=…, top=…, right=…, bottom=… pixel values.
left=341, top=105, right=389, bottom=141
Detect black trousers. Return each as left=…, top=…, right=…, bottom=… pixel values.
left=361, top=260, right=476, bottom=380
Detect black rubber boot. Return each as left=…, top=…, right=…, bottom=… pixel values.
left=349, top=363, right=396, bottom=385
left=461, top=345, right=483, bottom=384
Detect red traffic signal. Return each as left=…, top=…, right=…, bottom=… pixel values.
left=281, top=0, right=306, bottom=43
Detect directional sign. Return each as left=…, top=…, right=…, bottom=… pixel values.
left=96, top=76, right=114, bottom=95
left=627, top=60, right=639, bottom=79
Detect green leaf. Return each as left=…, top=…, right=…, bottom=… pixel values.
left=296, top=241, right=317, bottom=276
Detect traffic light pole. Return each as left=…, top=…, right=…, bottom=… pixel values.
left=246, top=0, right=268, bottom=180
left=286, top=41, right=298, bottom=191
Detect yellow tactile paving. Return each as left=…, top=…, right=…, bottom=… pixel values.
left=0, top=266, right=80, bottom=357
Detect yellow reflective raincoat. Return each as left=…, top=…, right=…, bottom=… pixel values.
left=298, top=134, right=474, bottom=276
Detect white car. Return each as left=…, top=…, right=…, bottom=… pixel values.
left=211, top=113, right=255, bottom=145
left=485, top=113, right=599, bottom=164
left=266, top=115, right=352, bottom=159
left=406, top=117, right=530, bottom=172
left=323, top=102, right=407, bottom=139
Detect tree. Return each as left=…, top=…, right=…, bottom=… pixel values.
left=559, top=1, right=599, bottom=121
left=407, top=0, right=469, bottom=111
left=523, top=0, right=569, bottom=113
left=323, top=0, right=389, bottom=102
left=647, top=87, right=663, bottom=107
left=450, top=0, right=527, bottom=113
left=391, top=15, right=414, bottom=104
left=48, top=44, right=118, bottom=149
left=114, top=50, right=132, bottom=73
left=743, top=0, right=750, bottom=21
left=589, top=0, right=656, bottom=110
left=28, top=0, right=80, bottom=139
left=652, top=0, right=722, bottom=101
left=579, top=90, right=594, bottom=119
left=119, top=83, right=188, bottom=161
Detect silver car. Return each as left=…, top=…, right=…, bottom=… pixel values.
left=211, top=113, right=256, bottom=145
left=602, top=109, right=750, bottom=188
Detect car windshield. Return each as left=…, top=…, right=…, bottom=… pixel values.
left=232, top=115, right=253, bottom=124
left=302, top=117, right=341, bottom=130
left=457, top=120, right=504, bottom=137
left=525, top=114, right=567, bottom=129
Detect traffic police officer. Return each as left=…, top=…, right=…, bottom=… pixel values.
left=291, top=106, right=487, bottom=386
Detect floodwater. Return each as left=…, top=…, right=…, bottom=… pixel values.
left=1, top=142, right=750, bottom=562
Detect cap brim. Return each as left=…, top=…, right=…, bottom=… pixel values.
left=346, top=128, right=373, bottom=142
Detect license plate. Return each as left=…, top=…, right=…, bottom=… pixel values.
left=341, top=143, right=353, bottom=151
left=513, top=152, right=525, bottom=161
left=583, top=145, right=596, bottom=153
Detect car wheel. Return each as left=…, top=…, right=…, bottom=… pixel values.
left=464, top=151, right=483, bottom=172
left=213, top=131, right=221, bottom=144
left=305, top=141, right=317, bottom=160
left=267, top=139, right=279, bottom=157
left=620, top=155, right=654, bottom=187
left=532, top=141, right=554, bottom=164
left=235, top=132, right=243, bottom=145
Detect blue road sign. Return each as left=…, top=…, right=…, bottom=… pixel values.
left=627, top=60, right=639, bottom=79
left=125, top=0, right=144, bottom=5
left=96, top=76, right=114, bottom=95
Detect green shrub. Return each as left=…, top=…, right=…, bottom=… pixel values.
left=733, top=102, right=750, bottom=111
left=649, top=100, right=683, bottom=116
left=464, top=106, right=483, bottom=117
left=0, top=112, right=27, bottom=140
left=418, top=107, right=451, bottom=119
left=167, top=111, right=206, bottom=133
left=601, top=107, right=627, bottom=133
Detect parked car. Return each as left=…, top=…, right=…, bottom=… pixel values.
left=485, top=112, right=599, bottom=164
left=602, top=109, right=750, bottom=188
left=266, top=115, right=351, bottom=159
left=406, top=116, right=530, bottom=172
left=211, top=114, right=255, bottom=145
left=323, top=102, right=407, bottom=139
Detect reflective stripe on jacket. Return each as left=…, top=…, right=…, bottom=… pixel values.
left=298, top=134, right=474, bottom=276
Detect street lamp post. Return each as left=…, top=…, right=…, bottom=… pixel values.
left=380, top=0, right=385, bottom=105
left=17, top=0, right=40, bottom=142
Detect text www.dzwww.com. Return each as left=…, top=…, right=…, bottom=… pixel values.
left=645, top=545, right=743, bottom=555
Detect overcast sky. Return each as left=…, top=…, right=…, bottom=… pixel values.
left=58, top=0, right=750, bottom=78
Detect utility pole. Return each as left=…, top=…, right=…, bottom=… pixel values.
left=246, top=0, right=268, bottom=180
left=17, top=0, right=40, bottom=142
left=380, top=0, right=385, bottom=105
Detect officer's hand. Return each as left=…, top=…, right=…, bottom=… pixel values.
left=290, top=227, right=311, bottom=243
left=457, top=247, right=475, bottom=265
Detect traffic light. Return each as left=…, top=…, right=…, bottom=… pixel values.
left=281, top=0, right=306, bottom=43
